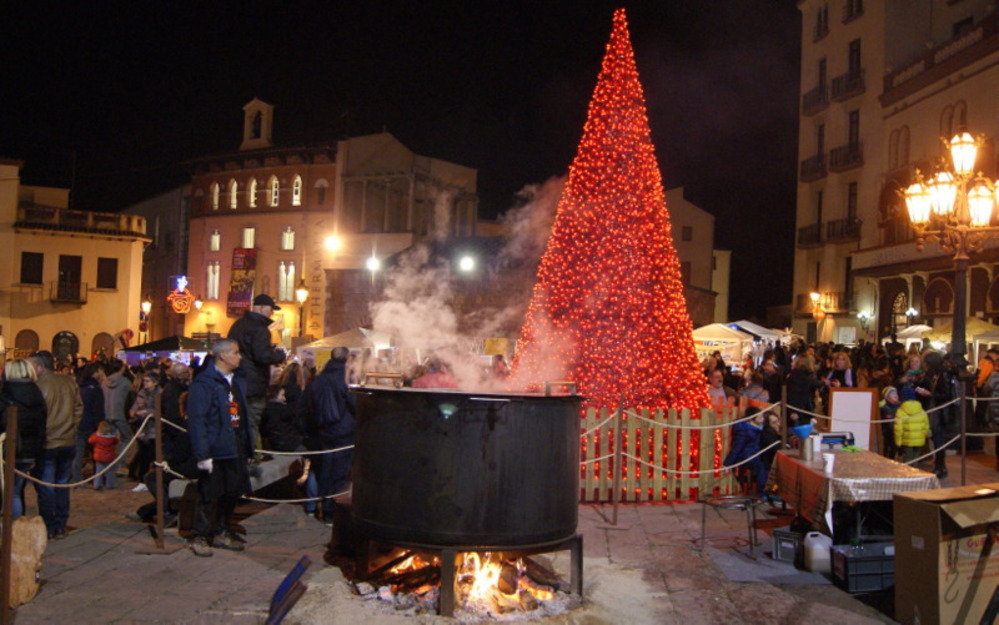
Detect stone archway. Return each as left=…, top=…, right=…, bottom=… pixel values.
left=14, top=329, right=39, bottom=352
left=923, top=277, right=954, bottom=317
left=51, top=331, right=79, bottom=365
left=91, top=332, right=115, bottom=360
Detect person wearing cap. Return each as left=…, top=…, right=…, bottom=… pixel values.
left=878, top=386, right=900, bottom=460
left=228, top=293, right=287, bottom=450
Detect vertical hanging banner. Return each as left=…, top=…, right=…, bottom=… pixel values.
left=227, top=248, right=257, bottom=316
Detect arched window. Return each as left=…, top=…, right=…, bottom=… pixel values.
left=206, top=261, right=221, bottom=299
left=14, top=329, right=39, bottom=351
left=210, top=229, right=221, bottom=252
left=940, top=106, right=955, bottom=145
left=899, top=126, right=910, bottom=166
left=248, top=178, right=258, bottom=208
left=888, top=129, right=899, bottom=171
left=269, top=176, right=280, bottom=207
left=210, top=182, right=220, bottom=211
left=315, top=178, right=329, bottom=205
left=281, top=226, right=295, bottom=251
left=228, top=179, right=238, bottom=209
left=292, top=175, right=303, bottom=206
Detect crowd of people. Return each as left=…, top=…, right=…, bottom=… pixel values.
left=714, top=336, right=999, bottom=496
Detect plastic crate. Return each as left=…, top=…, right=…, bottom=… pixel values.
left=831, top=542, right=895, bottom=593
left=772, top=528, right=804, bottom=564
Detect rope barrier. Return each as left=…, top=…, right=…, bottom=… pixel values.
left=623, top=401, right=782, bottom=430
left=244, top=488, right=350, bottom=504
left=580, top=412, right=618, bottom=438
left=580, top=452, right=616, bottom=466
left=617, top=440, right=782, bottom=476
left=901, top=434, right=962, bottom=466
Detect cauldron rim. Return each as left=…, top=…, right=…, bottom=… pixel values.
left=350, top=385, right=585, bottom=401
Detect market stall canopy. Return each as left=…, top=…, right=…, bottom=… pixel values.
left=295, top=327, right=393, bottom=362
left=729, top=320, right=782, bottom=342
left=922, top=318, right=999, bottom=343
left=692, top=323, right=754, bottom=366
left=123, top=336, right=210, bottom=353
left=893, top=324, right=932, bottom=340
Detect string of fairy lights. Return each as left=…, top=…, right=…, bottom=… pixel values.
left=513, top=8, right=709, bottom=412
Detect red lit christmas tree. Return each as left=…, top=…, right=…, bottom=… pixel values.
left=513, top=8, right=709, bottom=411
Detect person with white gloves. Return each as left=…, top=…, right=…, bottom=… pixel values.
left=185, top=339, right=254, bottom=557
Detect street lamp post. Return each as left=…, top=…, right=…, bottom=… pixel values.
left=295, top=280, right=309, bottom=338
left=141, top=297, right=153, bottom=344
left=904, top=129, right=999, bottom=485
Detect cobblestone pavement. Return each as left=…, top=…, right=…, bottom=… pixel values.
left=8, top=450, right=997, bottom=624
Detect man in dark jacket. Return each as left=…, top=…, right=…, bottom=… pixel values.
left=300, top=347, right=355, bottom=525
left=227, top=293, right=286, bottom=451
left=186, top=339, right=254, bottom=557
left=73, top=363, right=105, bottom=484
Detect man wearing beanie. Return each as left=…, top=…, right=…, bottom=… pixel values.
left=895, top=386, right=930, bottom=464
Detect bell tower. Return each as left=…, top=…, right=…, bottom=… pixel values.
left=240, top=98, right=274, bottom=151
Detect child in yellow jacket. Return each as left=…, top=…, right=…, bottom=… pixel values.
left=895, top=386, right=930, bottom=464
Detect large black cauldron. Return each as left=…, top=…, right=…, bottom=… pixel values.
left=351, top=387, right=582, bottom=547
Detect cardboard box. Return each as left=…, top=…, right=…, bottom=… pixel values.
left=894, top=482, right=999, bottom=625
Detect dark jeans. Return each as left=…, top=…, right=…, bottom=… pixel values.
left=32, top=445, right=75, bottom=536
left=313, top=447, right=353, bottom=518
left=73, top=429, right=94, bottom=483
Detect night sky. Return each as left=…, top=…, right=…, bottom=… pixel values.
left=1, top=1, right=801, bottom=321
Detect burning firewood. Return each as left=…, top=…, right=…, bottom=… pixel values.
left=386, top=566, right=440, bottom=591
left=497, top=561, right=519, bottom=595
left=524, top=555, right=567, bottom=592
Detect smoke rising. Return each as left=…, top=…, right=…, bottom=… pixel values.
left=367, top=176, right=564, bottom=391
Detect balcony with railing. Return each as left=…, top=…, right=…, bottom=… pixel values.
left=831, top=69, right=865, bottom=101
left=16, top=203, right=147, bottom=238
left=49, top=281, right=88, bottom=305
left=797, top=223, right=822, bottom=248
left=826, top=217, right=862, bottom=242
left=800, top=154, right=827, bottom=182
left=802, top=84, right=829, bottom=116
left=795, top=291, right=850, bottom=316
left=883, top=11, right=999, bottom=106
left=829, top=143, right=864, bottom=172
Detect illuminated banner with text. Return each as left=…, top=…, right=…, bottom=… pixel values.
left=227, top=248, right=257, bottom=317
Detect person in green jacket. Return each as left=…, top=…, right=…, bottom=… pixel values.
left=895, top=385, right=930, bottom=464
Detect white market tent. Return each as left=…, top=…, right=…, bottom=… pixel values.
left=883, top=324, right=931, bottom=350
left=295, top=327, right=393, bottom=364
left=973, top=329, right=999, bottom=362
left=692, top=323, right=754, bottom=367
left=729, top=320, right=782, bottom=343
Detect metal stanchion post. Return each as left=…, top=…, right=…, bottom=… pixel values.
left=960, top=379, right=968, bottom=486
left=135, top=396, right=181, bottom=555
left=2, top=407, right=19, bottom=624
left=598, top=395, right=629, bottom=531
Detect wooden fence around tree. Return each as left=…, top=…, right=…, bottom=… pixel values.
left=580, top=402, right=768, bottom=503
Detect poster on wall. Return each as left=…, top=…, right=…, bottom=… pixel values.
left=226, top=248, right=257, bottom=317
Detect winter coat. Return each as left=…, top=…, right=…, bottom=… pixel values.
left=985, top=370, right=999, bottom=425
left=186, top=365, right=254, bottom=462
left=228, top=310, right=285, bottom=398
left=300, top=358, right=355, bottom=448
left=260, top=400, right=304, bottom=452
left=129, top=386, right=161, bottom=440
left=895, top=399, right=930, bottom=448
left=102, top=372, right=131, bottom=422
left=0, top=380, right=49, bottom=462
left=77, top=375, right=104, bottom=435
left=36, top=370, right=83, bottom=449
left=785, top=369, right=824, bottom=420
left=724, top=420, right=763, bottom=466
left=87, top=431, right=119, bottom=464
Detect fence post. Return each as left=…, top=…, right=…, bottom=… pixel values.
left=598, top=395, right=628, bottom=530
left=2, top=407, right=18, bottom=624
left=960, top=379, right=968, bottom=486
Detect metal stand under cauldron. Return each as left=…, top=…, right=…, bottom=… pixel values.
left=350, top=385, right=585, bottom=616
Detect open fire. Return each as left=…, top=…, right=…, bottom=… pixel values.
left=353, top=548, right=579, bottom=618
